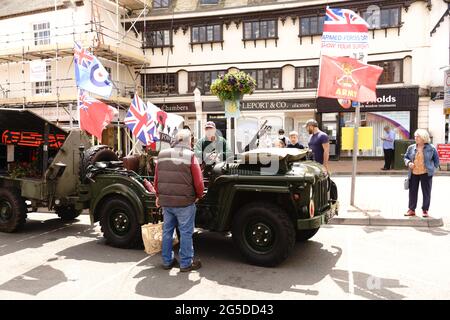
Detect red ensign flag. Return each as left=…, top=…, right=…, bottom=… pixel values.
left=318, top=55, right=383, bottom=102
left=78, top=91, right=117, bottom=141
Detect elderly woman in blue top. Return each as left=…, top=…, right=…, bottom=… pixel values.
left=404, top=129, right=440, bottom=218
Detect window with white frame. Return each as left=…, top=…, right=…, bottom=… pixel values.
left=33, top=22, right=51, bottom=45
left=33, top=63, right=52, bottom=95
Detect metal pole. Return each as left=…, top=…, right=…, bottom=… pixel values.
left=43, top=122, right=49, bottom=174
left=350, top=102, right=360, bottom=206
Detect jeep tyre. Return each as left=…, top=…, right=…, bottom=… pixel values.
left=232, top=202, right=295, bottom=267
left=99, top=197, right=142, bottom=248
left=296, top=227, right=319, bottom=242
left=56, top=206, right=82, bottom=221
left=0, top=189, right=27, bottom=232
left=81, top=145, right=118, bottom=182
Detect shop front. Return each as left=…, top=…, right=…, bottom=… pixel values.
left=157, top=102, right=197, bottom=133
left=317, top=87, right=419, bottom=159
left=204, top=99, right=316, bottom=152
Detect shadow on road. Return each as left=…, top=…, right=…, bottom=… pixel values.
left=0, top=216, right=98, bottom=258
left=0, top=265, right=67, bottom=296
left=133, top=232, right=344, bottom=298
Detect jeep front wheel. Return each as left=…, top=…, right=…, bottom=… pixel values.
left=296, top=228, right=319, bottom=242
left=232, top=202, right=295, bottom=267
left=56, top=206, right=81, bottom=221
left=0, top=189, right=27, bottom=232
left=99, top=197, right=142, bottom=248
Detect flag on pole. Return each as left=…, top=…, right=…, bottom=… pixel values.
left=124, top=94, right=157, bottom=146
left=74, top=42, right=113, bottom=98
left=317, top=55, right=383, bottom=102
left=78, top=90, right=118, bottom=141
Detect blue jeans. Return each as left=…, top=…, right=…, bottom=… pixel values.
left=162, top=203, right=196, bottom=268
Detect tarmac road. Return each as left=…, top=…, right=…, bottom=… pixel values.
left=1, top=209, right=449, bottom=300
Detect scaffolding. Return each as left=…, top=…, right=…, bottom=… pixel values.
left=0, top=0, right=151, bottom=156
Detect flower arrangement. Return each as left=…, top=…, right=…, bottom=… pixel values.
left=210, top=71, right=257, bottom=101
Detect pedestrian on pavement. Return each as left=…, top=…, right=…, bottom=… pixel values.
left=404, top=129, right=440, bottom=218
left=381, top=125, right=395, bottom=170
left=278, top=129, right=290, bottom=147
left=194, top=121, right=232, bottom=165
left=305, top=119, right=330, bottom=171
left=155, top=129, right=204, bottom=271
left=287, top=131, right=305, bottom=149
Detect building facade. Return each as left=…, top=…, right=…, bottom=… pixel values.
left=0, top=0, right=150, bottom=161
left=124, top=0, right=449, bottom=157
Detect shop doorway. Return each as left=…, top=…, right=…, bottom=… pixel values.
left=321, top=113, right=340, bottom=160
left=207, top=114, right=227, bottom=139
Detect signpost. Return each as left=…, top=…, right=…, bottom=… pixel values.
left=319, top=6, right=372, bottom=206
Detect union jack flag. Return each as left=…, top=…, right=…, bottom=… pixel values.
left=74, top=42, right=94, bottom=69
left=324, top=7, right=369, bottom=33
left=125, top=94, right=157, bottom=145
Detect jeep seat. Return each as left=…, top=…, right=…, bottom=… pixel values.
left=122, top=155, right=140, bottom=172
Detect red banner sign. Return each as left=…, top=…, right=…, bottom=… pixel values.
left=1, top=130, right=66, bottom=148
left=437, top=144, right=450, bottom=163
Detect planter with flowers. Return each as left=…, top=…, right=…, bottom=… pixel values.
left=210, top=71, right=256, bottom=118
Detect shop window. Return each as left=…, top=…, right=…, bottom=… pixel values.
left=142, top=73, right=178, bottom=95
left=243, top=69, right=281, bottom=90
left=236, top=117, right=259, bottom=152
left=200, top=0, right=219, bottom=4
left=188, top=70, right=225, bottom=94
left=371, top=60, right=403, bottom=84
left=191, top=24, right=222, bottom=44
left=299, top=16, right=325, bottom=36
left=243, top=20, right=277, bottom=40
left=363, top=7, right=400, bottom=29
left=143, top=29, right=172, bottom=48
left=33, top=63, right=51, bottom=95
left=153, top=0, right=170, bottom=8
left=260, top=116, right=283, bottom=147
left=296, top=66, right=319, bottom=88
left=284, top=117, right=294, bottom=133
left=33, top=22, right=50, bottom=45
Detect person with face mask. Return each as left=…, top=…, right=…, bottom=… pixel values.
left=304, top=119, right=330, bottom=172
left=194, top=121, right=232, bottom=165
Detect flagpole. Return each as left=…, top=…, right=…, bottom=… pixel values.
left=77, top=87, right=81, bottom=130
left=350, top=102, right=360, bottom=206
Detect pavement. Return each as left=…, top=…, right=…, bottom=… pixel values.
left=328, top=159, right=450, bottom=176
left=0, top=212, right=449, bottom=300
left=329, top=176, right=449, bottom=228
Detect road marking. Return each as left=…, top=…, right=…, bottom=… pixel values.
left=74, top=255, right=151, bottom=299
left=346, top=231, right=355, bottom=298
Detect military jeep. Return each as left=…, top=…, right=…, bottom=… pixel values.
left=0, top=109, right=338, bottom=267
left=83, top=146, right=338, bottom=267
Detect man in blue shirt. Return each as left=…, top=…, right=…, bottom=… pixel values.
left=381, top=125, right=395, bottom=170
left=305, top=119, right=330, bottom=172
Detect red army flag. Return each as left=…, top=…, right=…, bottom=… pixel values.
left=317, top=55, right=383, bottom=102
left=78, top=90, right=118, bottom=141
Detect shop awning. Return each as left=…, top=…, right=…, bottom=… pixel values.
left=0, top=109, right=67, bottom=134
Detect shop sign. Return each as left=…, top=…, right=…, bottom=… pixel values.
left=317, top=87, right=419, bottom=112
left=1, top=130, right=66, bottom=148
left=437, top=144, right=450, bottom=163
left=241, top=100, right=316, bottom=111
left=158, top=103, right=195, bottom=113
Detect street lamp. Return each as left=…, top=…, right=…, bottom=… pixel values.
left=194, top=88, right=203, bottom=141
